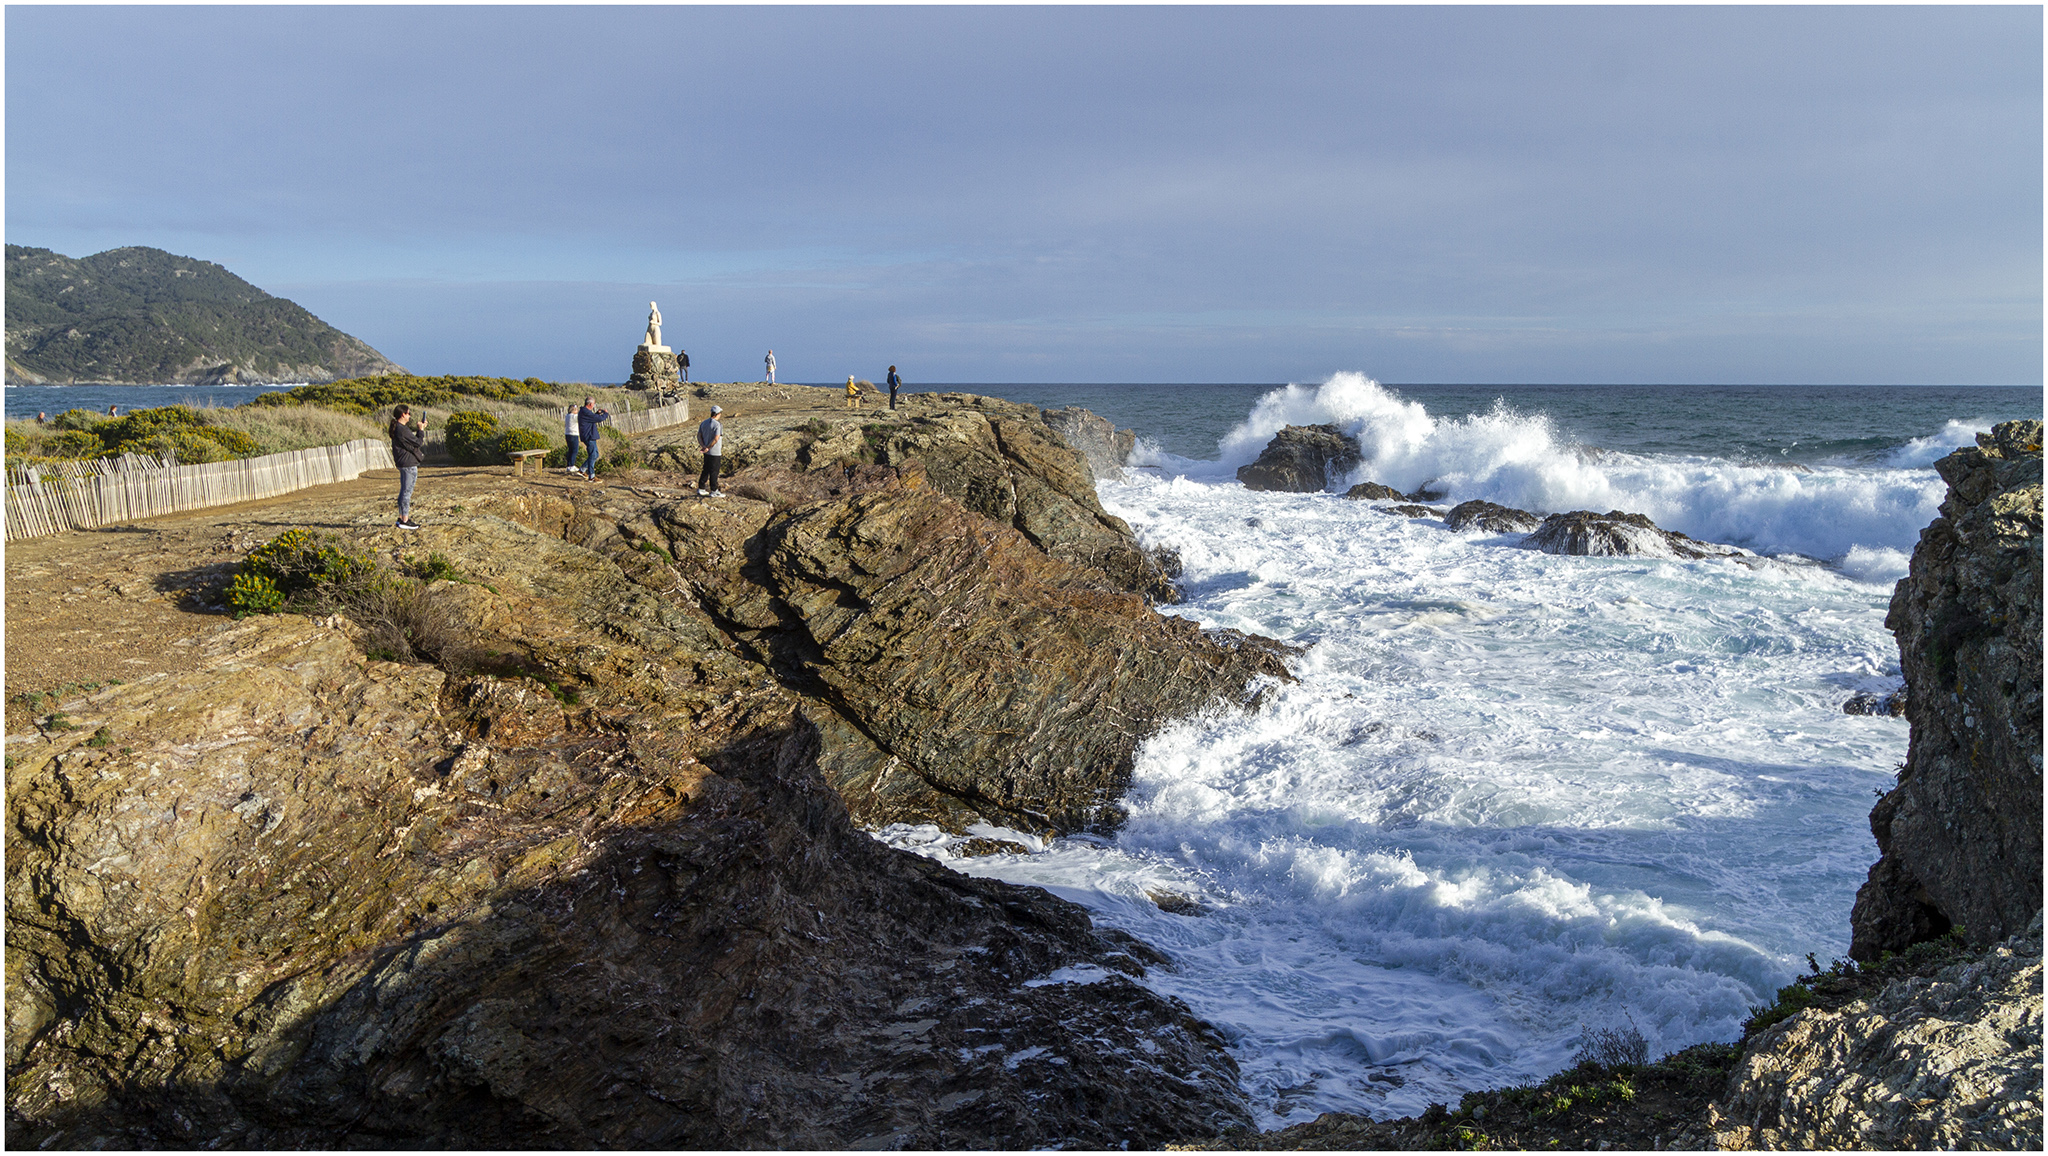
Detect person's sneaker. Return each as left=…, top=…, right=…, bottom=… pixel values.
left=696, top=488, right=708, bottom=496
left=709, top=490, right=725, bottom=498
left=397, top=518, right=422, bottom=530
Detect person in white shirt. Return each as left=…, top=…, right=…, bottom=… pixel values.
left=563, top=407, right=581, bottom=473
left=764, top=350, right=776, bottom=384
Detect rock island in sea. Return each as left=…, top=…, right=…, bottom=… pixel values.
left=4, top=382, right=2039, bottom=1150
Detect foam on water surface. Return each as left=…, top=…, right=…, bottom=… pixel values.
left=876, top=379, right=2029, bottom=1126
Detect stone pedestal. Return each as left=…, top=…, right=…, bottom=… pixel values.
left=624, top=345, right=680, bottom=392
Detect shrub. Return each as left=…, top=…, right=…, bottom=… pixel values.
left=1571, top=1012, right=1650, bottom=1068
left=49, top=409, right=106, bottom=432
left=594, top=424, right=641, bottom=474
left=41, top=430, right=105, bottom=459
left=227, top=572, right=285, bottom=617
left=443, top=411, right=502, bottom=465
left=494, top=425, right=552, bottom=459
left=248, top=373, right=552, bottom=416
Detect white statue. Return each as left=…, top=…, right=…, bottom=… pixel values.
left=644, top=302, right=663, bottom=348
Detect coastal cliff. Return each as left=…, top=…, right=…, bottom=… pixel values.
left=1850, top=419, right=2042, bottom=959
left=4, top=391, right=1280, bottom=1148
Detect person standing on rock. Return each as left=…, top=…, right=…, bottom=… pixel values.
left=390, top=404, right=427, bottom=530
left=697, top=404, right=725, bottom=497
left=576, top=396, right=611, bottom=480
left=764, top=350, right=776, bottom=384
left=562, top=406, right=581, bottom=474
left=678, top=348, right=690, bottom=384
left=886, top=365, right=902, bottom=410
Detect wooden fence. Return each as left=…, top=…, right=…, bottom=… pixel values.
left=5, top=438, right=395, bottom=542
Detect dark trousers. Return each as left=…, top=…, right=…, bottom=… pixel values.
left=889, top=387, right=898, bottom=409
left=698, top=454, right=722, bottom=492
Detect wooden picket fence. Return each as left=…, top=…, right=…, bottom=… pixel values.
left=5, top=438, right=395, bottom=541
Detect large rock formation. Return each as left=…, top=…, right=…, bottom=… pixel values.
left=1709, top=919, right=2043, bottom=1150
left=1850, top=419, right=2043, bottom=960
left=1236, top=425, right=1361, bottom=493
left=1042, top=406, right=1136, bottom=481
left=1526, top=509, right=1751, bottom=560
left=642, top=395, right=1179, bottom=603
left=6, top=403, right=1289, bottom=1146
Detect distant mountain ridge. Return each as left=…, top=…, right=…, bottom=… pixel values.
left=4, top=244, right=403, bottom=385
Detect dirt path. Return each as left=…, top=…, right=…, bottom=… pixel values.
left=2, top=383, right=933, bottom=731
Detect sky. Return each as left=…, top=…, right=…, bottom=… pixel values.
left=5, top=4, right=2042, bottom=386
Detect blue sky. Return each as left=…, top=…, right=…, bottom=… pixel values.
left=7, top=5, right=2041, bottom=385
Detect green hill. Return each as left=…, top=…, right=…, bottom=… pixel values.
left=4, top=244, right=404, bottom=385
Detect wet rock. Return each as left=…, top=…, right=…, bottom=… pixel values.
left=1842, top=689, right=1907, bottom=717
left=1383, top=505, right=1443, bottom=519
left=1445, top=499, right=1542, bottom=534
left=1042, top=406, right=1136, bottom=481
left=1342, top=481, right=1405, bottom=501
left=1708, top=918, right=2043, bottom=1151
left=1526, top=510, right=1751, bottom=560
left=1851, top=419, right=2042, bottom=960
left=1236, top=425, right=1361, bottom=493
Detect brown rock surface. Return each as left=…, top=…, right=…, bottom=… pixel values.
left=1043, top=405, right=1136, bottom=481
left=1851, top=419, right=2043, bottom=959
left=1236, top=425, right=1362, bottom=493
left=1708, top=919, right=2043, bottom=1151
left=7, top=392, right=1294, bottom=1148
left=1444, top=499, right=1542, bottom=533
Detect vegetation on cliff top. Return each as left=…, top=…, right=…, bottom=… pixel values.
left=4, top=244, right=402, bottom=384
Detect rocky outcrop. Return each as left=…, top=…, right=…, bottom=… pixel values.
left=1341, top=481, right=1406, bottom=501
left=505, top=472, right=1291, bottom=836
left=1708, top=919, right=2043, bottom=1150
left=624, top=348, right=680, bottom=392
left=1236, top=425, right=1361, bottom=493
left=642, top=395, right=1178, bottom=603
left=1526, top=509, right=1751, bottom=560
left=1851, top=419, right=2043, bottom=960
left=1445, top=499, right=1542, bottom=533
left=6, top=424, right=1286, bottom=1146
left=1042, top=406, right=1136, bottom=481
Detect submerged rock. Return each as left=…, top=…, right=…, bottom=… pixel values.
left=1042, top=405, right=1136, bottom=481
left=1709, top=918, right=2044, bottom=1151
left=1236, top=424, right=1361, bottom=493
left=1851, top=419, right=2043, bottom=960
left=1342, top=481, right=1405, bottom=501
left=1842, top=689, right=1908, bottom=717
left=1444, top=499, right=1542, bottom=533
left=1526, top=509, right=1750, bottom=560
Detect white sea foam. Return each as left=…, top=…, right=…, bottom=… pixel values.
left=1140, top=373, right=1953, bottom=577
left=884, top=448, right=1910, bottom=1125
left=1884, top=418, right=1995, bottom=468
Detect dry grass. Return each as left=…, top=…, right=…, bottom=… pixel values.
left=196, top=402, right=384, bottom=454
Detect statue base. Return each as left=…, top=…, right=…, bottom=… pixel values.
left=624, top=348, right=680, bottom=392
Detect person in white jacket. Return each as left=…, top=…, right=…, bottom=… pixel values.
left=764, top=350, right=776, bottom=384
left=562, top=407, right=581, bottom=473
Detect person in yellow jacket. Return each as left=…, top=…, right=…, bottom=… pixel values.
left=846, top=375, right=862, bottom=409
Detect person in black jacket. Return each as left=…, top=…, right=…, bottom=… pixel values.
left=678, top=349, right=690, bottom=384
left=390, top=404, right=427, bottom=529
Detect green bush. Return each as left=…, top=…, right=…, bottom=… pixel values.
left=443, top=411, right=502, bottom=465
left=594, top=424, right=641, bottom=474
left=41, top=430, right=105, bottom=459
left=49, top=409, right=106, bottom=432
left=494, top=426, right=552, bottom=459
left=249, top=373, right=552, bottom=416
left=227, top=572, right=285, bottom=617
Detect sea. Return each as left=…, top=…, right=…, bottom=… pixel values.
left=870, top=375, right=2041, bottom=1127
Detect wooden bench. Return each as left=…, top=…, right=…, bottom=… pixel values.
left=508, top=449, right=550, bottom=478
